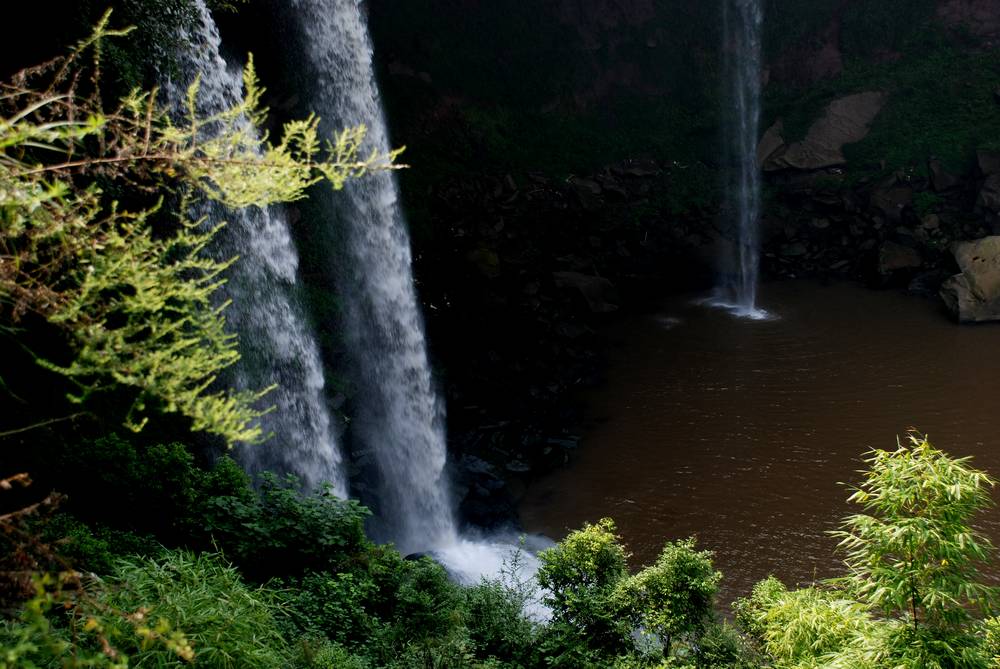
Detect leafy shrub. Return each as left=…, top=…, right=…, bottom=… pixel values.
left=391, top=558, right=466, bottom=645
left=533, top=622, right=608, bottom=669
left=202, top=473, right=369, bottom=579
left=751, top=586, right=876, bottom=667
left=280, top=571, right=378, bottom=649
left=463, top=579, right=537, bottom=664
left=287, top=639, right=373, bottom=669
left=48, top=434, right=251, bottom=544
left=694, top=622, right=758, bottom=669
left=732, top=575, right=787, bottom=643
left=40, top=514, right=159, bottom=575
left=832, top=433, right=999, bottom=630
left=538, top=518, right=633, bottom=653
left=616, top=538, right=721, bottom=654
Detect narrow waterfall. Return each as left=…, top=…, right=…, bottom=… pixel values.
left=289, top=0, right=455, bottom=553
left=165, top=0, right=347, bottom=496
left=715, top=0, right=768, bottom=319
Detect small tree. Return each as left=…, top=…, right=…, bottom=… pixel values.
left=537, top=518, right=633, bottom=653
left=616, top=538, right=721, bottom=656
left=832, top=432, right=999, bottom=631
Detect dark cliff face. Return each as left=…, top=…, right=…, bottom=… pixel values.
left=356, top=0, right=1000, bottom=512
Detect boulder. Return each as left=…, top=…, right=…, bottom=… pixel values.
left=763, top=92, right=888, bottom=171
left=567, top=176, right=602, bottom=209
left=940, top=236, right=1000, bottom=322
left=878, top=241, right=922, bottom=275
left=552, top=271, right=620, bottom=313
left=978, top=150, right=1000, bottom=176
left=871, top=184, right=913, bottom=223
left=757, top=120, right=786, bottom=167
left=977, top=173, right=1000, bottom=213
left=928, top=158, right=961, bottom=191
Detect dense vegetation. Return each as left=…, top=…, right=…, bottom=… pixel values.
left=6, top=432, right=1000, bottom=668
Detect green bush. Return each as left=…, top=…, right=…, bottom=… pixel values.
left=463, top=579, right=537, bottom=664
left=391, top=558, right=466, bottom=645
left=538, top=518, right=634, bottom=654
left=754, top=586, right=876, bottom=667
left=694, top=622, right=758, bottom=669
left=202, top=473, right=370, bottom=579
left=44, top=434, right=251, bottom=544
left=280, top=571, right=378, bottom=649
left=832, top=433, right=999, bottom=630
left=616, top=538, right=721, bottom=655
left=40, top=514, right=159, bottom=575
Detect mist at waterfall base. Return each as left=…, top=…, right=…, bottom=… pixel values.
left=234, top=0, right=552, bottom=600
left=164, top=0, right=347, bottom=497
left=703, top=0, right=770, bottom=321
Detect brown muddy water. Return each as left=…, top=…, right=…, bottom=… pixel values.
left=520, top=280, right=1000, bottom=607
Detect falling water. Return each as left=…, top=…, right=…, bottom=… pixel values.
left=288, top=0, right=455, bottom=553
left=712, top=0, right=768, bottom=320
left=165, top=0, right=347, bottom=496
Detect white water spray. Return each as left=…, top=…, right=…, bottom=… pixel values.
left=166, top=1, right=347, bottom=496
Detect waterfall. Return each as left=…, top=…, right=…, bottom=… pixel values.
left=712, top=0, right=768, bottom=320
left=289, top=0, right=455, bottom=553
left=165, top=0, right=348, bottom=496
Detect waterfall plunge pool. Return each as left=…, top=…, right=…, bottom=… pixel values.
left=520, top=279, right=1000, bottom=608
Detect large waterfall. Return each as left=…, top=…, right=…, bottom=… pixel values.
left=166, top=0, right=347, bottom=496
left=288, top=0, right=456, bottom=554
left=713, top=0, right=767, bottom=319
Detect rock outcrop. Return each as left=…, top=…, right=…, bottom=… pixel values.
left=940, top=236, right=1000, bottom=322
left=553, top=271, right=620, bottom=313
left=878, top=241, right=922, bottom=276
left=938, top=0, right=1000, bottom=41
left=760, top=92, right=889, bottom=171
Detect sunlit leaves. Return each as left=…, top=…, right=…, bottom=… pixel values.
left=0, top=14, right=400, bottom=444
left=832, top=432, right=999, bottom=629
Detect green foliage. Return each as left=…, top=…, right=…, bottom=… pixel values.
left=202, top=473, right=369, bottom=579
left=981, top=616, right=1000, bottom=666
left=47, top=434, right=250, bottom=543
left=463, top=576, right=537, bottom=663
left=206, top=0, right=250, bottom=13
left=832, top=433, right=999, bottom=630
left=390, top=558, right=465, bottom=646
left=538, top=518, right=634, bottom=653
left=693, top=622, right=758, bottom=669
left=735, top=435, right=1000, bottom=669
left=732, top=575, right=787, bottom=643
left=40, top=514, right=159, bottom=575
left=0, top=570, right=195, bottom=669
left=914, top=191, right=945, bottom=217
left=90, top=550, right=288, bottom=668
left=616, top=538, right=721, bottom=652
left=751, top=584, right=877, bottom=667
left=281, top=571, right=378, bottom=649
left=0, top=15, right=399, bottom=445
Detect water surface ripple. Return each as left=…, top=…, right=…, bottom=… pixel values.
left=522, top=281, right=1000, bottom=606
